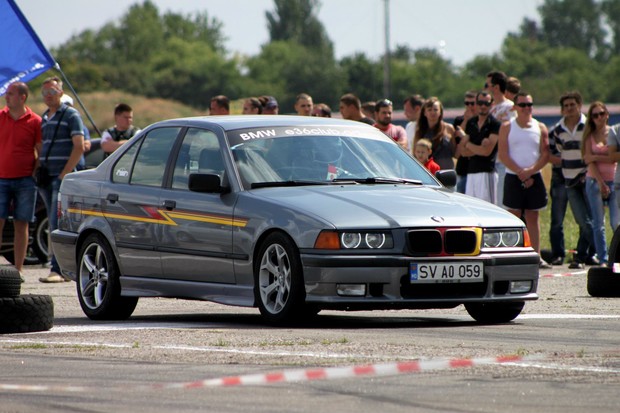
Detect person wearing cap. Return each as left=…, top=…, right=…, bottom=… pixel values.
left=260, top=96, right=279, bottom=115
left=0, top=82, right=42, bottom=282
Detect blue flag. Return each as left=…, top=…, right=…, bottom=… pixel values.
left=0, top=0, right=56, bottom=96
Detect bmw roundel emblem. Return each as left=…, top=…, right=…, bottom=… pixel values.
left=431, top=216, right=444, bottom=223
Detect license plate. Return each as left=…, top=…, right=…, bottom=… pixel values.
left=410, top=262, right=483, bottom=283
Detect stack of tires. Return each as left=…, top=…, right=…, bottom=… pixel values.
left=0, top=266, right=54, bottom=334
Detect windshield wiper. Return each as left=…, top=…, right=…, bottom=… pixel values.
left=250, top=180, right=327, bottom=189
left=331, top=177, right=423, bottom=185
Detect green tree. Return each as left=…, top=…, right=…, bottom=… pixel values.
left=51, top=0, right=228, bottom=100
left=601, top=0, right=620, bottom=55
left=266, top=0, right=333, bottom=54
left=338, top=53, right=382, bottom=102
left=519, top=0, right=609, bottom=61
left=246, top=40, right=343, bottom=111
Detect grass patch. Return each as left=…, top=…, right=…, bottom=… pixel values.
left=321, top=337, right=349, bottom=345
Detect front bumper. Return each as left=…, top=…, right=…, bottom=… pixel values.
left=301, top=251, right=539, bottom=309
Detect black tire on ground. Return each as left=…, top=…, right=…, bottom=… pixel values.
left=587, top=266, right=620, bottom=297
left=464, top=301, right=525, bottom=324
left=0, top=266, right=21, bottom=298
left=0, top=294, right=54, bottom=334
left=77, top=233, right=138, bottom=320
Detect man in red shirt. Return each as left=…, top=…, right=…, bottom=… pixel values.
left=0, top=82, right=42, bottom=280
left=374, top=99, right=408, bottom=151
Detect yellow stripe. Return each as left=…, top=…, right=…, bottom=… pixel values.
left=67, top=208, right=247, bottom=228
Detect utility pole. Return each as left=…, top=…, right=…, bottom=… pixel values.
left=383, top=0, right=391, bottom=98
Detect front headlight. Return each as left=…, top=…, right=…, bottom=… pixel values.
left=483, top=229, right=525, bottom=248
left=315, top=230, right=393, bottom=249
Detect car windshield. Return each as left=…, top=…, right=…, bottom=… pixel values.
left=229, top=131, right=438, bottom=189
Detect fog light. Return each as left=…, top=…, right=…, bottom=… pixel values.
left=509, top=281, right=532, bottom=294
left=337, top=284, right=366, bottom=297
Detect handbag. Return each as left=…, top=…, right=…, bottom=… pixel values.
left=35, top=166, right=52, bottom=187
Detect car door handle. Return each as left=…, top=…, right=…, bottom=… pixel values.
left=162, top=200, right=176, bottom=210
left=106, top=193, right=119, bottom=203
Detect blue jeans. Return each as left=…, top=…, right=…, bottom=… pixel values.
left=566, top=179, right=595, bottom=262
left=586, top=177, right=619, bottom=264
left=38, top=177, right=62, bottom=273
left=549, top=169, right=568, bottom=259
left=0, top=177, right=37, bottom=222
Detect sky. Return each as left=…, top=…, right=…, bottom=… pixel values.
left=15, top=0, right=543, bottom=66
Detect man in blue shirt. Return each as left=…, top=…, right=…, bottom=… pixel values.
left=38, top=76, right=85, bottom=283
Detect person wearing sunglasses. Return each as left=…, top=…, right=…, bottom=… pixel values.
left=582, top=102, right=616, bottom=267
left=455, top=91, right=501, bottom=204
left=453, top=91, right=477, bottom=193
left=38, top=76, right=86, bottom=283
left=548, top=91, right=597, bottom=270
left=498, top=92, right=550, bottom=269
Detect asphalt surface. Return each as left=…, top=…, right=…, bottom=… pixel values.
left=1, top=259, right=619, bottom=413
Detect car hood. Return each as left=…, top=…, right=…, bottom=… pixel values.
left=251, top=185, right=523, bottom=229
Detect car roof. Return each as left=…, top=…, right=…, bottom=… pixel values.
left=152, top=115, right=372, bottom=132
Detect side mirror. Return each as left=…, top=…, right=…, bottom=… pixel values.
left=188, top=173, right=229, bottom=194
left=435, top=169, right=457, bottom=189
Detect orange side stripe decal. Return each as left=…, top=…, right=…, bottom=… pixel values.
left=67, top=208, right=248, bottom=227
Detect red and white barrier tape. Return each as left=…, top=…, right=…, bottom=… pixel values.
left=0, top=354, right=543, bottom=392
left=540, top=270, right=586, bottom=278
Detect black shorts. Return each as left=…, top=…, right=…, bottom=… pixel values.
left=503, top=173, right=548, bottom=211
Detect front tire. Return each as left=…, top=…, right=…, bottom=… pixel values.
left=254, top=232, right=307, bottom=324
left=465, top=301, right=525, bottom=324
left=77, top=233, right=138, bottom=320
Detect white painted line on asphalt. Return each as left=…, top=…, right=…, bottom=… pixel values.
left=48, top=322, right=206, bottom=333
left=153, top=344, right=375, bottom=359
left=516, top=362, right=620, bottom=374
left=518, top=314, right=620, bottom=319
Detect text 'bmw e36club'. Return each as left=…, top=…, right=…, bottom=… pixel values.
left=51, top=116, right=539, bottom=324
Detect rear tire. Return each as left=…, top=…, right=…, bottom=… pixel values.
left=587, top=266, right=620, bottom=297
left=0, top=294, right=54, bottom=334
left=465, top=301, right=525, bottom=324
left=77, top=233, right=138, bottom=320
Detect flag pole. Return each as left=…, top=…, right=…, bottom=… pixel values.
left=54, top=63, right=102, bottom=137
